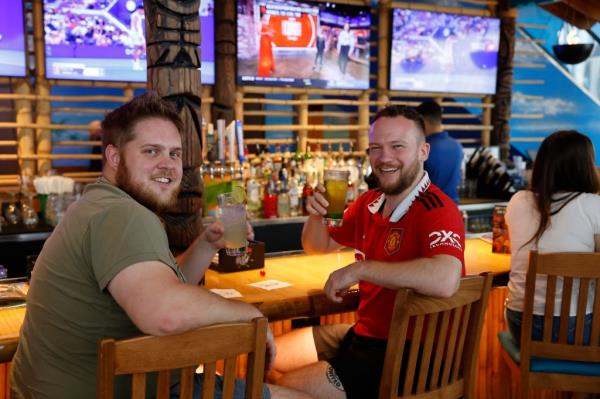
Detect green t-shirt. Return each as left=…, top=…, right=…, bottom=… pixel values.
left=11, top=180, right=185, bottom=398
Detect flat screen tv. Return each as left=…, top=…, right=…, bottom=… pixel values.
left=237, top=0, right=371, bottom=90
left=389, top=8, right=500, bottom=94
left=43, top=0, right=215, bottom=84
left=0, top=2, right=27, bottom=77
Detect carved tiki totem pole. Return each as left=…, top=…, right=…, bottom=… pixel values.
left=144, top=0, right=203, bottom=253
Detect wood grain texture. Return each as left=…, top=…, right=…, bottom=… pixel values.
left=144, top=0, right=203, bottom=252
left=213, top=0, right=236, bottom=122
left=491, top=0, right=515, bottom=161
left=96, top=318, right=268, bottom=399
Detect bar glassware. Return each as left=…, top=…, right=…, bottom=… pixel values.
left=322, top=169, right=350, bottom=227
left=218, top=192, right=248, bottom=256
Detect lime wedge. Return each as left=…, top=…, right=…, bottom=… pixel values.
left=231, top=185, right=247, bottom=204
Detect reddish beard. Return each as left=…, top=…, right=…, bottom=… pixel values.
left=115, top=156, right=180, bottom=213
left=373, top=158, right=422, bottom=195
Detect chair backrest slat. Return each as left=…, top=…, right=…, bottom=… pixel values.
left=558, top=277, right=573, bottom=343
left=156, top=370, right=170, bottom=399
left=97, top=318, right=268, bottom=399
left=575, top=278, right=590, bottom=345
left=131, top=373, right=146, bottom=399
left=222, top=357, right=237, bottom=399
left=452, top=304, right=472, bottom=383
left=379, top=273, right=493, bottom=399
left=429, top=309, right=451, bottom=390
left=441, top=307, right=462, bottom=387
left=202, top=362, right=217, bottom=399
left=542, top=275, right=556, bottom=343
left=401, top=314, right=424, bottom=396
left=415, top=313, right=438, bottom=394
left=591, top=277, right=600, bottom=342
left=179, top=366, right=195, bottom=399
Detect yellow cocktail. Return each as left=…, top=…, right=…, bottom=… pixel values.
left=323, top=169, right=350, bottom=227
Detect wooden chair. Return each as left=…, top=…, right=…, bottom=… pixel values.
left=379, top=273, right=493, bottom=399
left=97, top=317, right=268, bottom=399
left=498, top=251, right=600, bottom=398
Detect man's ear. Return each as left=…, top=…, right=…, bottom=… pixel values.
left=420, top=142, right=430, bottom=162
left=105, top=144, right=120, bottom=169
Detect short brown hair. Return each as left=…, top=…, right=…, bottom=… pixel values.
left=101, top=92, right=183, bottom=155
left=372, top=105, right=426, bottom=140
left=416, top=100, right=443, bottom=126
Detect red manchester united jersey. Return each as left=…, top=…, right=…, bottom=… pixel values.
left=329, top=174, right=465, bottom=339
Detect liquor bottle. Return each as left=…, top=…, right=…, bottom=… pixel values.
left=262, top=175, right=278, bottom=219
left=273, top=144, right=283, bottom=176
left=288, top=174, right=301, bottom=217
left=357, top=160, right=369, bottom=198
left=276, top=180, right=291, bottom=218
left=246, top=167, right=262, bottom=218
left=302, top=173, right=313, bottom=216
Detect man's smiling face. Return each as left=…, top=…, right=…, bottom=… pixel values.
left=115, top=117, right=183, bottom=213
left=368, top=115, right=429, bottom=196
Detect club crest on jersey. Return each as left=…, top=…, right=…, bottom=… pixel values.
left=384, top=228, right=404, bottom=255
left=428, top=230, right=462, bottom=250
left=354, top=249, right=366, bottom=262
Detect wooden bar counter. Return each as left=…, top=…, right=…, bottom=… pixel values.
left=205, top=238, right=509, bottom=321
left=0, top=238, right=508, bottom=355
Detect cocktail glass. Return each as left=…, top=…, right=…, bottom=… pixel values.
left=322, top=169, right=350, bottom=227
left=218, top=192, right=248, bottom=256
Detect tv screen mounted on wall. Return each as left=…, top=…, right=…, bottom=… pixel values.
left=0, top=2, right=27, bottom=77
left=237, top=0, right=371, bottom=90
left=43, top=0, right=215, bottom=84
left=389, top=8, right=500, bottom=95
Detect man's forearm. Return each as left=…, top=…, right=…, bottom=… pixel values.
left=301, top=214, right=335, bottom=254
left=357, top=255, right=462, bottom=298
left=176, top=237, right=217, bottom=284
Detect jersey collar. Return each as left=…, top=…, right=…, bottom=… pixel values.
left=367, top=172, right=431, bottom=222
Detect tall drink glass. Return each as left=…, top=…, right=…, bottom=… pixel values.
left=322, top=169, right=350, bottom=227
left=218, top=192, right=248, bottom=256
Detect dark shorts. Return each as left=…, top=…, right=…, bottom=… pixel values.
left=313, top=325, right=386, bottom=399
left=314, top=325, right=429, bottom=399
left=169, top=373, right=271, bottom=399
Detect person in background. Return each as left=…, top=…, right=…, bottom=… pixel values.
left=270, top=105, right=465, bottom=399
left=416, top=100, right=463, bottom=204
left=10, top=93, right=310, bottom=399
left=505, top=130, right=600, bottom=345
left=313, top=26, right=327, bottom=72
left=88, top=119, right=103, bottom=172
left=336, top=23, right=354, bottom=76
left=258, top=13, right=276, bottom=77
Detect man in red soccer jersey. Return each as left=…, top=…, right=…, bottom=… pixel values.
left=270, top=105, right=465, bottom=399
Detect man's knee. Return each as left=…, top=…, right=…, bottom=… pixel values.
left=313, top=323, right=352, bottom=361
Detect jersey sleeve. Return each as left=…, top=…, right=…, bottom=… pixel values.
left=88, top=204, right=178, bottom=290
left=417, top=204, right=465, bottom=267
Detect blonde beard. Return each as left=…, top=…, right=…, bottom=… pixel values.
left=374, top=158, right=421, bottom=195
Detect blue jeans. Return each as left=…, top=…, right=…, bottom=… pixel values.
left=506, top=308, right=592, bottom=346
left=169, top=373, right=271, bottom=399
